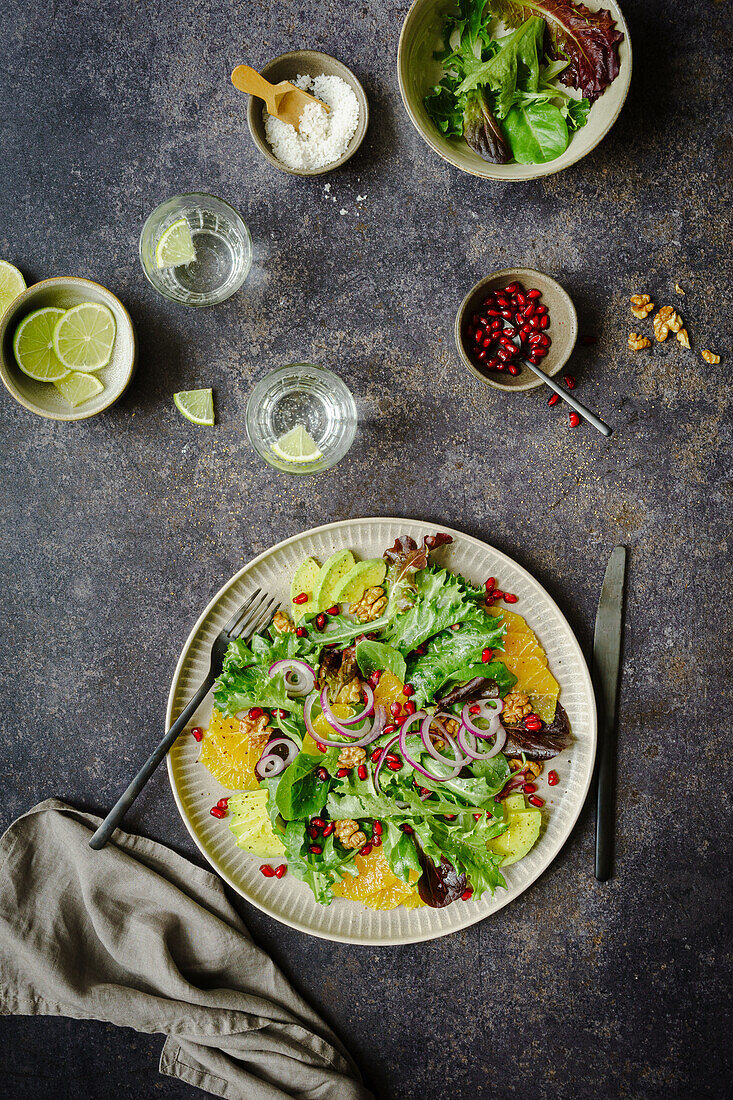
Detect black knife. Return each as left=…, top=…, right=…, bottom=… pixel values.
left=593, top=546, right=627, bottom=881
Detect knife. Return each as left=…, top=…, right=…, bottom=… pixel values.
left=593, top=546, right=627, bottom=882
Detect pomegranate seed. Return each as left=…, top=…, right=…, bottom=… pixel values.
left=523, top=302, right=536, bottom=318
left=486, top=307, right=500, bottom=317
left=390, top=701, right=402, bottom=718
left=539, top=315, right=550, bottom=330
left=210, top=806, right=226, bottom=819
left=548, top=393, right=560, bottom=407
left=495, top=362, right=505, bottom=370
left=443, top=813, right=457, bottom=820
left=527, top=288, right=541, bottom=299
left=191, top=727, right=204, bottom=742
left=308, top=825, right=320, bottom=839
left=485, top=577, right=496, bottom=592
left=404, top=701, right=416, bottom=715
left=293, top=592, right=309, bottom=605
left=309, top=817, right=325, bottom=829
left=481, top=336, right=492, bottom=348
left=403, top=684, right=415, bottom=697
left=476, top=349, right=488, bottom=361
left=296, top=626, right=307, bottom=638
left=386, top=758, right=403, bottom=771
left=326, top=604, right=339, bottom=615
left=309, top=844, right=323, bottom=854
left=370, top=748, right=382, bottom=762
left=373, top=820, right=383, bottom=835
left=580, top=334, right=597, bottom=345
left=508, top=364, right=519, bottom=375
left=260, top=864, right=276, bottom=877
left=482, top=648, right=493, bottom=662
left=500, top=309, right=513, bottom=320
left=492, top=589, right=504, bottom=600
left=415, top=645, right=426, bottom=655
left=524, top=714, right=542, bottom=730
left=569, top=412, right=580, bottom=427
left=469, top=704, right=481, bottom=715
left=548, top=770, right=559, bottom=786
left=504, top=282, right=519, bottom=293
left=358, top=763, right=368, bottom=780
left=535, top=304, right=547, bottom=316
left=515, top=292, right=527, bottom=306
left=317, top=767, right=328, bottom=781
left=322, top=823, right=334, bottom=837
left=461, top=888, right=474, bottom=901
left=274, top=864, right=287, bottom=878
left=372, top=834, right=382, bottom=846
left=248, top=707, right=263, bottom=720
left=528, top=354, right=541, bottom=365
left=217, top=797, right=229, bottom=810
left=534, top=348, right=548, bottom=359
left=528, top=795, right=544, bottom=808
left=337, top=767, right=349, bottom=778
left=368, top=670, right=382, bottom=687
left=383, top=723, right=397, bottom=735
left=402, top=824, right=414, bottom=834
left=504, top=593, right=518, bottom=604
left=360, top=842, right=373, bottom=856
left=523, top=783, right=538, bottom=794
left=564, top=374, right=576, bottom=389
left=473, top=812, right=482, bottom=821
left=316, top=613, right=326, bottom=629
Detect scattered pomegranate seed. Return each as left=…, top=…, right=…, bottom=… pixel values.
left=315, top=613, right=327, bottom=629
left=383, top=723, right=396, bottom=735
left=548, top=393, right=560, bottom=407
left=370, top=748, right=382, bottom=762
left=404, top=701, right=416, bottom=715
left=390, top=701, right=402, bottom=718
left=293, top=592, right=309, bottom=605
left=523, top=783, right=538, bottom=794
left=315, top=741, right=327, bottom=753
left=191, top=726, right=204, bottom=742
left=528, top=795, right=544, bottom=808
left=357, top=763, right=368, bottom=780
left=248, top=707, right=263, bottom=721
left=492, top=589, right=504, bottom=600
left=296, top=626, right=307, bottom=638
left=322, top=823, right=334, bottom=837
left=461, top=888, right=474, bottom=901
left=337, top=767, right=349, bottom=778
left=414, top=645, right=426, bottom=655
left=373, top=820, right=383, bottom=835
left=564, top=374, right=576, bottom=389
left=217, top=797, right=229, bottom=810
left=260, top=864, right=276, bottom=877
left=274, top=864, right=287, bottom=878
left=403, top=684, right=414, bottom=697
left=482, top=647, right=493, bottom=663
left=317, top=767, right=328, bottom=781
left=548, top=770, right=559, bottom=786
left=473, top=813, right=482, bottom=821
left=210, top=806, right=226, bottom=819
left=311, top=817, right=325, bottom=829
left=569, top=412, right=580, bottom=427
left=469, top=704, right=481, bottom=715
left=360, top=842, right=373, bottom=856
left=485, top=577, right=496, bottom=592
left=504, top=593, right=518, bottom=604
left=401, top=824, right=414, bottom=834
left=326, top=605, right=340, bottom=615
left=309, top=844, right=323, bottom=854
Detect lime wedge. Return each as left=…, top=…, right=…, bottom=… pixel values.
left=53, top=302, right=116, bottom=371
left=0, top=261, right=26, bottom=316
left=156, top=218, right=197, bottom=268
left=13, top=307, right=70, bottom=381
left=174, top=388, right=215, bottom=425
left=54, top=371, right=104, bottom=407
left=271, top=425, right=322, bottom=464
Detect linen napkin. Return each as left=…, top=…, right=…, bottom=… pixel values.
left=0, top=799, right=373, bottom=1100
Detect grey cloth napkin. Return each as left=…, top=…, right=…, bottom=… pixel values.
left=0, top=799, right=373, bottom=1100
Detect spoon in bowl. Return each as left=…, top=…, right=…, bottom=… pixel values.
left=231, top=65, right=329, bottom=131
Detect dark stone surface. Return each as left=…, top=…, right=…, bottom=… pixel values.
left=1, top=1, right=731, bottom=1097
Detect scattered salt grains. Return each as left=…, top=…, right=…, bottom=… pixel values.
left=263, top=73, right=359, bottom=170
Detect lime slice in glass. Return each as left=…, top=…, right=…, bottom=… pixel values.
left=173, top=388, right=215, bottom=425
left=13, top=307, right=70, bottom=381
left=156, top=218, right=197, bottom=268
left=271, top=425, right=323, bottom=464
left=53, top=302, right=116, bottom=371
left=54, top=371, right=104, bottom=407
left=0, top=260, right=26, bottom=316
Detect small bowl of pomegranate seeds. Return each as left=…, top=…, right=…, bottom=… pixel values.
left=455, top=269, right=578, bottom=393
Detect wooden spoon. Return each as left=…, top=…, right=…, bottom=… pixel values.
left=231, top=65, right=329, bottom=131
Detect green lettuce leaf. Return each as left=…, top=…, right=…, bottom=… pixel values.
left=274, top=755, right=330, bottom=821
left=385, top=567, right=484, bottom=656
left=355, top=639, right=406, bottom=683
left=406, top=609, right=507, bottom=706
left=441, top=658, right=517, bottom=697
left=426, top=817, right=507, bottom=898
left=282, top=821, right=358, bottom=905
left=457, top=17, right=545, bottom=115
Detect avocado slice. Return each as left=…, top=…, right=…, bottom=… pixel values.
left=333, top=558, right=387, bottom=606
left=487, top=797, right=541, bottom=866
left=313, top=549, right=356, bottom=613
left=289, top=556, right=321, bottom=622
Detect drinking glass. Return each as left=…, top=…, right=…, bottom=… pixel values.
left=139, top=193, right=252, bottom=306
left=246, top=364, right=357, bottom=474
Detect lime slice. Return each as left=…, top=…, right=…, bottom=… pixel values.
left=52, top=303, right=116, bottom=371
left=271, top=425, right=322, bottom=464
left=0, top=261, right=26, bottom=316
left=13, top=307, right=70, bottom=381
left=54, top=371, right=104, bottom=407
left=174, top=388, right=215, bottom=425
left=156, top=218, right=197, bottom=268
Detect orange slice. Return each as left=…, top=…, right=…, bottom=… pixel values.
left=333, top=845, right=423, bottom=910
left=198, top=708, right=269, bottom=790
left=489, top=606, right=560, bottom=722
left=373, top=669, right=405, bottom=708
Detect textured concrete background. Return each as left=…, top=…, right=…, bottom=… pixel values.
left=1, top=0, right=731, bottom=1097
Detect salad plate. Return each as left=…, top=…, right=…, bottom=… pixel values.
left=166, top=518, right=596, bottom=944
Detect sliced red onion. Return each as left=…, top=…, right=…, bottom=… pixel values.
left=457, top=723, right=507, bottom=761
left=461, top=698, right=503, bottom=738
left=255, top=737, right=299, bottom=778
left=400, top=713, right=465, bottom=783
left=304, top=691, right=385, bottom=749
left=419, top=712, right=467, bottom=768
left=269, top=658, right=316, bottom=697
left=320, top=683, right=374, bottom=728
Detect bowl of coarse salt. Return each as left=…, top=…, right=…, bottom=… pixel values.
left=246, top=51, right=369, bottom=176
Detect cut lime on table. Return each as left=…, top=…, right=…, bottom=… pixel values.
left=54, top=371, right=104, bottom=407
left=0, top=261, right=26, bottom=316
left=174, top=388, right=215, bottom=425
left=13, top=307, right=70, bottom=381
left=156, top=219, right=197, bottom=268
left=271, top=425, right=323, bottom=464
left=53, top=302, right=116, bottom=371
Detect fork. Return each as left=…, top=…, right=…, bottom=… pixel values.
left=89, top=588, right=279, bottom=850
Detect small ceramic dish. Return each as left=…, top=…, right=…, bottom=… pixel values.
left=398, top=0, right=632, bottom=181
left=455, top=268, right=578, bottom=393
left=0, top=277, right=136, bottom=421
left=246, top=50, right=369, bottom=177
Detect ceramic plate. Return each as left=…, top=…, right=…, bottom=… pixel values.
left=166, top=518, right=596, bottom=944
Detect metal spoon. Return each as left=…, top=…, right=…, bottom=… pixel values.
left=504, top=323, right=613, bottom=437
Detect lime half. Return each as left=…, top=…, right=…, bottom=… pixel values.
left=53, top=302, right=116, bottom=371
left=174, top=388, right=215, bottom=425
left=0, top=261, right=26, bottom=317
left=271, top=424, right=323, bottom=464
left=54, top=371, right=104, bottom=407
left=13, top=307, right=70, bottom=381
left=156, top=219, right=197, bottom=268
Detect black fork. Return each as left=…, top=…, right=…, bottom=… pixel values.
left=89, top=588, right=279, bottom=850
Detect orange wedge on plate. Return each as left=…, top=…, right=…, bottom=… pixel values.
left=199, top=709, right=269, bottom=790
left=489, top=606, right=560, bottom=722
left=333, top=845, right=423, bottom=910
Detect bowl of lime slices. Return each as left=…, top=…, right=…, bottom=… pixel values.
left=0, top=275, right=136, bottom=421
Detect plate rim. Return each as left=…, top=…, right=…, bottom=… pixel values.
left=166, top=517, right=597, bottom=944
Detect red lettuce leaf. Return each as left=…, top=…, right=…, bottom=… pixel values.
left=383, top=533, right=453, bottom=612
left=493, top=0, right=623, bottom=101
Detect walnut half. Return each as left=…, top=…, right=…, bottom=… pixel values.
left=273, top=610, right=296, bottom=633
left=653, top=306, right=683, bottom=342
left=334, top=819, right=366, bottom=849
left=630, top=294, right=654, bottom=319
left=350, top=586, right=388, bottom=622
left=502, top=691, right=532, bottom=724
left=628, top=332, right=651, bottom=351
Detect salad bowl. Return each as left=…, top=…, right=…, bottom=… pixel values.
left=397, top=0, right=632, bottom=181
left=166, top=518, right=596, bottom=945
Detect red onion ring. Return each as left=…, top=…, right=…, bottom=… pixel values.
left=320, top=683, right=375, bottom=729
left=419, top=712, right=467, bottom=769
left=255, top=737, right=299, bottom=778
left=304, top=691, right=385, bottom=749
left=268, top=658, right=316, bottom=697
left=400, top=713, right=465, bottom=783
left=457, top=723, right=507, bottom=761
left=461, top=698, right=503, bottom=738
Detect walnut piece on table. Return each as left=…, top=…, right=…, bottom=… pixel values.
left=350, top=586, right=388, bottom=622
left=702, top=350, right=721, bottom=364
left=630, top=294, right=654, bottom=319
left=628, top=332, right=651, bottom=351
left=653, top=305, right=683, bottom=342
left=676, top=328, right=691, bottom=349
left=674, top=283, right=685, bottom=296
